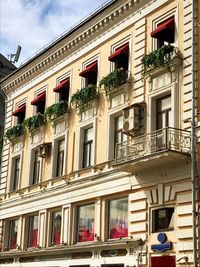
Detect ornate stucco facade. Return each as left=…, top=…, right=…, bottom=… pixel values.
left=0, top=0, right=199, bottom=266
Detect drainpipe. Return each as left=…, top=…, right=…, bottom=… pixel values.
left=191, top=0, right=197, bottom=266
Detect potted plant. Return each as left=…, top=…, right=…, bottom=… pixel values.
left=45, top=101, right=68, bottom=122
left=5, top=124, right=25, bottom=141
left=71, top=84, right=97, bottom=109
left=23, top=113, right=46, bottom=132
left=141, top=44, right=176, bottom=74
left=99, top=68, right=128, bottom=95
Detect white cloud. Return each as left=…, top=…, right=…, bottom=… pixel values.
left=0, top=0, right=108, bottom=66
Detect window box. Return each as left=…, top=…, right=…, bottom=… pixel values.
left=5, top=124, right=25, bottom=141
left=71, top=84, right=98, bottom=110
left=24, top=114, right=46, bottom=132
left=99, top=69, right=129, bottom=95
left=45, top=101, right=69, bottom=122
left=141, top=44, right=179, bottom=75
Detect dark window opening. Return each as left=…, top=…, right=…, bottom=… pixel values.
left=152, top=207, right=174, bottom=233
left=82, top=127, right=93, bottom=168
left=53, top=78, right=70, bottom=102
left=31, top=92, right=46, bottom=114
left=13, top=157, right=20, bottom=191
left=156, top=95, right=172, bottom=130
left=32, top=150, right=40, bottom=185
left=56, top=139, right=65, bottom=177
left=109, top=43, right=129, bottom=72
left=79, top=61, right=98, bottom=87
left=8, top=220, right=18, bottom=250
left=151, top=17, right=175, bottom=48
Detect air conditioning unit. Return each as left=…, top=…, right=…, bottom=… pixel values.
left=123, top=105, right=140, bottom=133
left=38, top=142, right=51, bottom=158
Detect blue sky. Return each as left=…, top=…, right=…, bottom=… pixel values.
left=0, top=0, right=109, bottom=66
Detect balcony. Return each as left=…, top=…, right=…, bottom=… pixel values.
left=115, top=127, right=191, bottom=173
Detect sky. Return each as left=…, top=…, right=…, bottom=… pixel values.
left=0, top=0, right=110, bottom=66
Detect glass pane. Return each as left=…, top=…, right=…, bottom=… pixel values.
left=84, top=127, right=93, bottom=142
left=13, top=158, right=20, bottom=191
left=77, top=204, right=94, bottom=242
left=9, top=220, right=18, bottom=249
left=58, top=139, right=65, bottom=151
left=115, top=116, right=123, bottom=130
left=108, top=198, right=128, bottom=239
left=51, top=211, right=62, bottom=245
left=28, top=215, right=39, bottom=248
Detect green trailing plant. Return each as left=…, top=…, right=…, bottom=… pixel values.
left=99, top=68, right=128, bottom=95
left=4, top=124, right=24, bottom=141
left=71, top=84, right=97, bottom=108
left=23, top=113, right=46, bottom=132
left=45, top=101, right=68, bottom=122
left=141, top=44, right=176, bottom=75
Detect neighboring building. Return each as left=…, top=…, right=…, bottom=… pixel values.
left=0, top=0, right=199, bottom=267
left=0, top=54, right=17, bottom=173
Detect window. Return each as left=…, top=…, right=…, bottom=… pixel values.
left=151, top=16, right=175, bottom=48
left=28, top=215, right=39, bottom=248
left=50, top=211, right=62, bottom=245
left=114, top=115, right=127, bottom=158
left=79, top=61, right=98, bottom=87
left=12, top=103, right=26, bottom=124
left=53, top=78, right=70, bottom=102
left=31, top=92, right=46, bottom=114
left=8, top=219, right=18, bottom=250
left=12, top=157, right=20, bottom=191
left=32, top=150, right=40, bottom=184
left=156, top=95, right=172, bottom=129
left=82, top=127, right=93, bottom=168
left=77, top=203, right=94, bottom=242
left=109, top=43, right=129, bottom=71
left=56, top=139, right=65, bottom=177
left=108, top=198, right=128, bottom=239
left=152, top=207, right=174, bottom=233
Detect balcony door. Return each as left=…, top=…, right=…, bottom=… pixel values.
left=156, top=95, right=172, bottom=150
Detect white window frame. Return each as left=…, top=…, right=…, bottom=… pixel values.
left=148, top=83, right=179, bottom=133
left=51, top=132, right=68, bottom=178
left=109, top=36, right=131, bottom=74
left=80, top=55, right=99, bottom=89
left=152, top=8, right=178, bottom=51
left=32, top=86, right=47, bottom=115
left=55, top=71, right=71, bottom=103
left=76, top=118, right=97, bottom=170
left=8, top=151, right=23, bottom=193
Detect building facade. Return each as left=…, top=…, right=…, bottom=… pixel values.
left=0, top=0, right=199, bottom=266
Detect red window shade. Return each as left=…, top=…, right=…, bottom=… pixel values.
left=151, top=256, right=176, bottom=267
left=110, top=223, right=128, bottom=239
left=12, top=103, right=26, bottom=116
left=151, top=17, right=174, bottom=38
left=29, top=229, right=38, bottom=248
left=79, top=61, right=98, bottom=78
left=53, top=78, right=70, bottom=92
left=31, top=92, right=46, bottom=105
left=108, top=43, right=129, bottom=62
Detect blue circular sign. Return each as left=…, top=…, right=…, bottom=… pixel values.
left=157, top=232, right=166, bottom=243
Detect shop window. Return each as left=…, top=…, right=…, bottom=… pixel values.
left=109, top=43, right=129, bottom=71
left=108, top=197, right=128, bottom=239
left=12, top=103, right=26, bottom=124
left=50, top=211, right=62, bottom=246
left=152, top=207, right=174, bottom=233
left=8, top=219, right=18, bottom=250
left=82, top=127, right=93, bottom=168
left=77, top=203, right=95, bottom=242
left=28, top=215, right=39, bottom=248
left=151, top=16, right=175, bottom=48
left=31, top=92, right=46, bottom=114
left=53, top=78, right=70, bottom=102
left=79, top=61, right=98, bottom=87
left=12, top=157, right=20, bottom=191
left=32, top=150, right=40, bottom=185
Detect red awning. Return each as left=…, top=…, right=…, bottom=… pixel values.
left=53, top=78, right=70, bottom=92
left=79, top=61, right=98, bottom=78
left=151, top=17, right=174, bottom=38
left=108, top=43, right=129, bottom=62
left=31, top=92, right=46, bottom=105
left=12, top=103, right=26, bottom=116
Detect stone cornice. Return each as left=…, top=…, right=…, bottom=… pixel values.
left=1, top=0, right=147, bottom=94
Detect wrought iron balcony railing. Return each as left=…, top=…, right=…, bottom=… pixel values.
left=115, top=127, right=191, bottom=164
